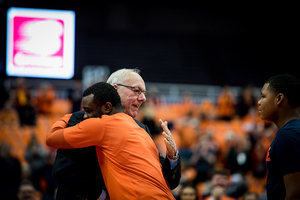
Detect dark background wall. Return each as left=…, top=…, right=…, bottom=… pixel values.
left=0, top=1, right=298, bottom=86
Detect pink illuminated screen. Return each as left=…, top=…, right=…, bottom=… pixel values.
left=7, top=8, right=75, bottom=79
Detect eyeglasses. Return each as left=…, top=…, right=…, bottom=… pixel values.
left=117, top=84, right=146, bottom=96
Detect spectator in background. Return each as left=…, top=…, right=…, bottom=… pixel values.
left=0, top=98, right=20, bottom=126
left=250, top=142, right=267, bottom=179
left=31, top=152, right=58, bottom=200
left=68, top=80, right=83, bottom=112
left=198, top=98, right=216, bottom=121
left=178, top=184, right=199, bottom=200
left=17, top=87, right=37, bottom=126
left=0, top=77, right=9, bottom=109
left=236, top=85, right=257, bottom=118
left=177, top=110, right=200, bottom=149
left=35, top=82, right=55, bottom=114
left=21, top=162, right=32, bottom=182
left=17, top=180, right=37, bottom=200
left=217, top=85, right=236, bottom=120
left=13, top=78, right=36, bottom=126
left=225, top=136, right=252, bottom=175
left=203, top=169, right=235, bottom=200
left=242, top=192, right=259, bottom=200
left=223, top=135, right=250, bottom=197
left=189, top=134, right=218, bottom=184
left=25, top=135, right=47, bottom=177
left=14, top=78, right=27, bottom=110
left=145, top=86, right=161, bottom=106
left=0, top=143, right=22, bottom=200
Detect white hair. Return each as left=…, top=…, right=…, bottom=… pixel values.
left=106, top=68, right=141, bottom=85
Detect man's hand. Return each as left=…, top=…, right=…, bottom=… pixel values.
left=159, top=119, right=178, bottom=159
left=211, top=186, right=225, bottom=200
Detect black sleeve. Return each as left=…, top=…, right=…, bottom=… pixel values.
left=52, top=110, right=105, bottom=200
left=134, top=119, right=181, bottom=189
left=161, top=154, right=182, bottom=189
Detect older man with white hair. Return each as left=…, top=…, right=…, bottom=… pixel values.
left=52, top=68, right=181, bottom=200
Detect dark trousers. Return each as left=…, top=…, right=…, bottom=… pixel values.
left=56, top=185, right=84, bottom=200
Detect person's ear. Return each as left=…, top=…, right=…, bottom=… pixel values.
left=276, top=93, right=284, bottom=105
left=103, top=102, right=113, bottom=114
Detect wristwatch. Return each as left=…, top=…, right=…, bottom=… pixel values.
left=167, top=149, right=179, bottom=160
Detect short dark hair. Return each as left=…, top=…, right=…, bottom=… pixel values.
left=208, top=168, right=230, bottom=179
left=83, top=82, right=122, bottom=109
left=266, top=74, right=300, bottom=107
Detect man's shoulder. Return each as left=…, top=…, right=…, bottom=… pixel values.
left=133, top=118, right=146, bottom=128
left=281, top=119, right=300, bottom=130
left=277, top=119, right=300, bottom=139
left=133, top=118, right=151, bottom=136
left=71, top=110, right=85, bottom=118
left=68, top=110, right=85, bottom=127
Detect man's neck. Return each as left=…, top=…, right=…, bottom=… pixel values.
left=109, top=108, right=124, bottom=115
left=275, top=108, right=300, bottom=129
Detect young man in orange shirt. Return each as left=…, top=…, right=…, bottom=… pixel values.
left=47, top=82, right=175, bottom=200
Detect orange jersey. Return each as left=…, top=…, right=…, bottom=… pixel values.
left=47, top=113, right=175, bottom=200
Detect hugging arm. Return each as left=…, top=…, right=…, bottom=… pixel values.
left=46, top=114, right=74, bottom=149
left=46, top=117, right=103, bottom=149
left=51, top=111, right=106, bottom=200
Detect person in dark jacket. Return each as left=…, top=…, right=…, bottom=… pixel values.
left=53, top=69, right=181, bottom=200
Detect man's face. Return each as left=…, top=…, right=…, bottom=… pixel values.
left=17, top=185, right=35, bottom=200
left=211, top=174, right=228, bottom=189
left=258, top=83, right=277, bottom=122
left=180, top=186, right=197, bottom=200
left=116, top=72, right=146, bottom=118
left=82, top=94, right=104, bottom=119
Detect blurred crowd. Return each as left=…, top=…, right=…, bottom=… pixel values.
left=137, top=84, right=275, bottom=200
left=0, top=78, right=276, bottom=200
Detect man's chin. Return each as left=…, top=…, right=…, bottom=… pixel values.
left=259, top=113, right=264, bottom=120
left=127, top=110, right=138, bottom=118
left=260, top=114, right=272, bottom=123
left=260, top=116, right=267, bottom=121
left=131, top=112, right=138, bottom=118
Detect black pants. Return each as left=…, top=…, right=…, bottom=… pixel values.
left=56, top=185, right=84, bottom=200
